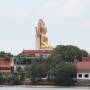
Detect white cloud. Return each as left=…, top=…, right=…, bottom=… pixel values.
left=80, top=20, right=90, bottom=28
left=0, top=8, right=31, bottom=17
left=12, top=10, right=31, bottom=17
left=43, top=0, right=90, bottom=17
left=64, top=0, right=90, bottom=16
left=44, top=0, right=62, bottom=8
left=0, top=0, right=90, bottom=17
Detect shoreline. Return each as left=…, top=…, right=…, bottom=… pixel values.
left=0, top=85, right=90, bottom=88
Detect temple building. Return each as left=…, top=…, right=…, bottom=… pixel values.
left=15, top=19, right=53, bottom=66
left=76, top=56, right=90, bottom=85
left=18, top=49, right=52, bottom=61
left=0, top=57, right=14, bottom=74
left=18, top=19, right=53, bottom=60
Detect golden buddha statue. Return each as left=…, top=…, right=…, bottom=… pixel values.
left=35, top=19, right=53, bottom=49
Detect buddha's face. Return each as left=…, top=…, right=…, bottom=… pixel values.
left=38, top=19, right=47, bottom=34
left=38, top=19, right=45, bottom=28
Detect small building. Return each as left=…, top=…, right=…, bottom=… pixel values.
left=19, top=49, right=52, bottom=57
left=18, top=49, right=53, bottom=62
left=76, top=56, right=90, bottom=85
left=14, top=49, right=53, bottom=71
left=0, top=57, right=14, bottom=74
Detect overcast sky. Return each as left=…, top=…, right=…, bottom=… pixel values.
left=0, top=0, right=90, bottom=55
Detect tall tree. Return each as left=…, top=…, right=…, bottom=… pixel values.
left=24, top=61, right=49, bottom=83
left=54, top=62, right=76, bottom=86
left=51, top=45, right=88, bottom=63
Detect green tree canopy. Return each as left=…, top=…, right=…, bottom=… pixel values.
left=54, top=62, right=76, bottom=86
left=51, top=45, right=88, bottom=63
left=24, top=61, right=49, bottom=83
left=0, top=51, right=12, bottom=59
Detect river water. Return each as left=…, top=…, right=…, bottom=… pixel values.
left=0, top=86, right=90, bottom=90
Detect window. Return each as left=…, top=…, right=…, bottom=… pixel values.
left=84, top=74, right=89, bottom=78
left=5, top=67, right=10, bottom=70
left=78, top=74, right=82, bottom=78
left=41, top=54, right=49, bottom=59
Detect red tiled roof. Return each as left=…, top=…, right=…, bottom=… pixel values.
left=0, top=58, right=12, bottom=67
left=19, top=49, right=53, bottom=57
left=82, top=56, right=90, bottom=62
left=76, top=56, right=90, bottom=72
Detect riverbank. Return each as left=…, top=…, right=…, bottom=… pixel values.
left=0, top=85, right=90, bottom=89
